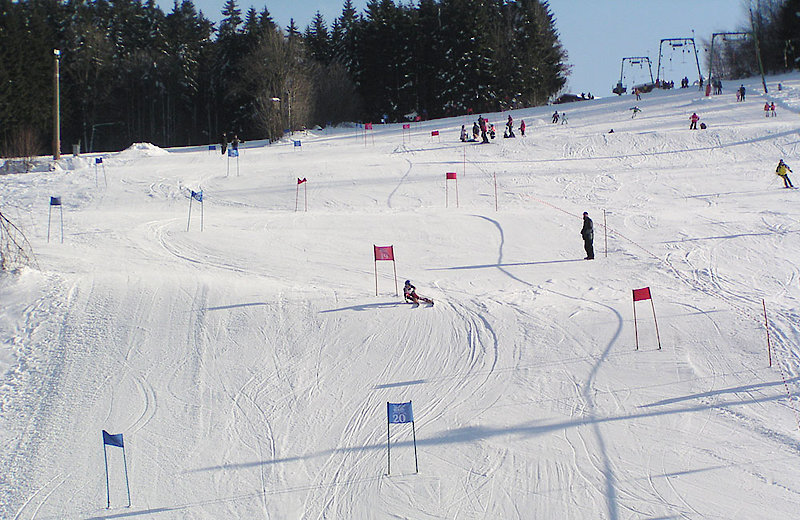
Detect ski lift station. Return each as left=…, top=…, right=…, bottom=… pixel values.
left=613, top=36, right=702, bottom=95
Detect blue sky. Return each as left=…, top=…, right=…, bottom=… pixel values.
left=180, top=0, right=748, bottom=98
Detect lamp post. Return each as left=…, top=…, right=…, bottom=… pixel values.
left=285, top=89, right=292, bottom=135
left=270, top=97, right=281, bottom=140
left=53, top=49, right=61, bottom=161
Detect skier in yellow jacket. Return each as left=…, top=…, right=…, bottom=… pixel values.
left=776, top=159, right=794, bottom=188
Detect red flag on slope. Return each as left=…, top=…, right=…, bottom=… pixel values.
left=632, top=287, right=652, bottom=302
left=374, top=245, right=394, bottom=261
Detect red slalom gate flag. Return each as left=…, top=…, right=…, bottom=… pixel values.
left=365, top=123, right=373, bottom=130
left=374, top=245, right=394, bottom=261
left=632, top=287, right=652, bottom=302
left=403, top=124, right=410, bottom=129
left=446, top=172, right=457, bottom=180
left=431, top=130, right=439, bottom=136
left=297, top=178, right=307, bottom=184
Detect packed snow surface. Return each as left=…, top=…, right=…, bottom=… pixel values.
left=2, top=74, right=800, bottom=519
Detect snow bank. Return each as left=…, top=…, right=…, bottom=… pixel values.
left=117, top=142, right=170, bottom=158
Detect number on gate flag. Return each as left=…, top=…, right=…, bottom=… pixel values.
left=374, top=245, right=394, bottom=261
left=388, top=402, right=413, bottom=423
left=633, top=287, right=652, bottom=301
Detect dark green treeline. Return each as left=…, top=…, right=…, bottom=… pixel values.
left=0, top=0, right=568, bottom=154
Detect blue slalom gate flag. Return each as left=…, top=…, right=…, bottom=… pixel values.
left=208, top=145, right=216, bottom=151
left=388, top=402, right=413, bottom=423
left=50, top=196, right=61, bottom=206
left=228, top=148, right=239, bottom=157
left=95, top=157, right=103, bottom=164
left=191, top=190, right=203, bottom=202
left=293, top=140, right=302, bottom=147
left=102, top=430, right=124, bottom=448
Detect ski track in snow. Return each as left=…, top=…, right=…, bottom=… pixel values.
left=2, top=75, right=800, bottom=518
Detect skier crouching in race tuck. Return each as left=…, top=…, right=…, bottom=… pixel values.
left=404, top=280, right=433, bottom=305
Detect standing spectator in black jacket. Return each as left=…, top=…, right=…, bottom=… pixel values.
left=581, top=212, right=594, bottom=260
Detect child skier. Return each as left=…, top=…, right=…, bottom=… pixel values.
left=404, top=280, right=433, bottom=305
left=776, top=159, right=794, bottom=188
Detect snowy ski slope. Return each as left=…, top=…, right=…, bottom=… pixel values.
left=1, top=73, right=800, bottom=519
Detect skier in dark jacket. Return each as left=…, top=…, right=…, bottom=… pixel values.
left=581, top=212, right=594, bottom=260
left=221, top=132, right=228, bottom=154
left=478, top=116, right=489, bottom=143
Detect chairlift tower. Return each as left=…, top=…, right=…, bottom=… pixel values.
left=613, top=57, right=654, bottom=95
left=708, top=32, right=749, bottom=87
left=655, top=38, right=702, bottom=86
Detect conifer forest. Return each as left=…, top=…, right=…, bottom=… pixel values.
left=0, top=0, right=569, bottom=153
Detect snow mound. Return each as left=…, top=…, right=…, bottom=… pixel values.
left=119, top=142, right=170, bottom=158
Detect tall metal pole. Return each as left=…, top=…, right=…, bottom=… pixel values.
left=750, top=7, right=769, bottom=93
left=53, top=49, right=61, bottom=161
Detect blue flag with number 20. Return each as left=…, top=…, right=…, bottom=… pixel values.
left=388, top=402, right=413, bottom=423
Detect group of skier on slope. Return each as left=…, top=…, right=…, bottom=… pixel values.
left=461, top=115, right=527, bottom=144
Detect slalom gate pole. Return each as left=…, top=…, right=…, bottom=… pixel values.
left=463, top=145, right=466, bottom=177
left=604, top=210, right=608, bottom=258
left=187, top=199, right=192, bottom=232
left=226, top=154, right=230, bottom=177
left=763, top=299, right=772, bottom=367
left=95, top=164, right=99, bottom=187
left=387, top=403, right=391, bottom=475
left=374, top=260, right=378, bottom=296
left=200, top=199, right=204, bottom=232
left=295, top=184, right=299, bottom=212
left=392, top=260, right=398, bottom=296
left=236, top=155, right=239, bottom=177
left=47, top=206, right=52, bottom=243
left=304, top=182, right=307, bottom=212
left=651, top=297, right=662, bottom=350
left=456, top=176, right=459, bottom=208
left=59, top=205, right=63, bottom=243
left=633, top=296, right=639, bottom=351
left=102, top=164, right=107, bottom=187
left=493, top=172, right=497, bottom=211
left=446, top=180, right=449, bottom=208
left=122, top=444, right=131, bottom=507
left=104, top=443, right=111, bottom=508
left=411, top=413, right=419, bottom=473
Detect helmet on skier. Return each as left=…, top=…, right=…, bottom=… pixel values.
left=405, top=280, right=411, bottom=285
